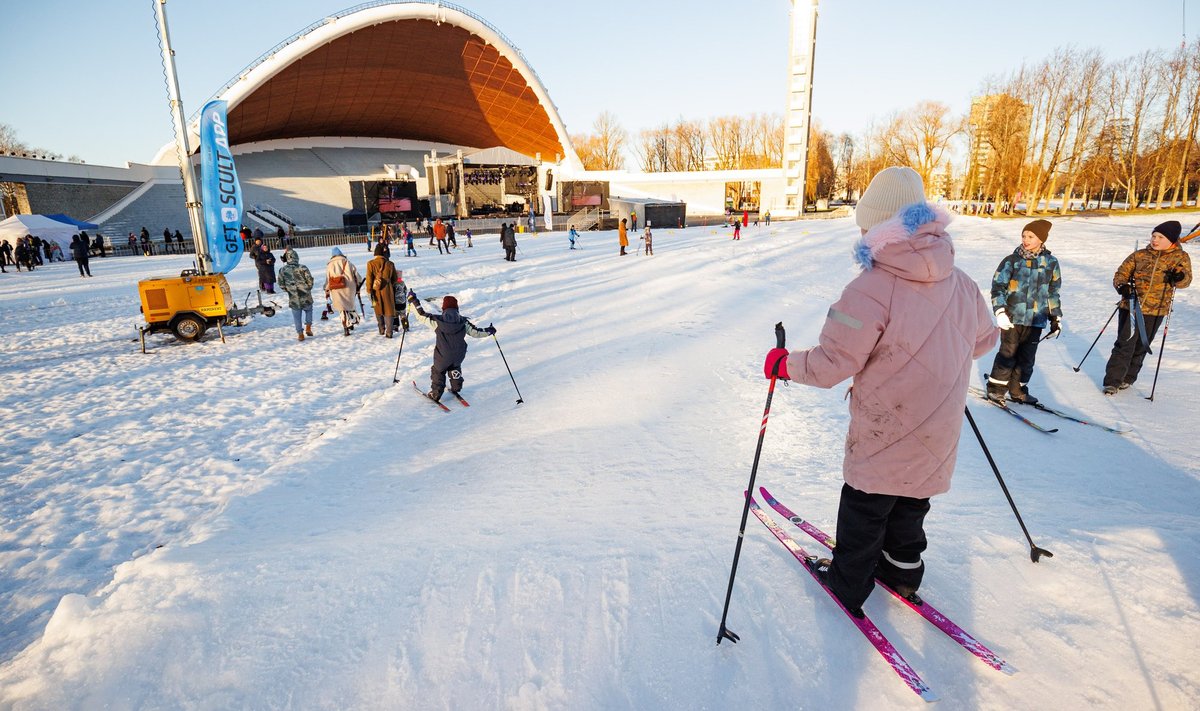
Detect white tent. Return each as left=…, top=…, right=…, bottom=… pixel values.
left=0, top=214, right=80, bottom=251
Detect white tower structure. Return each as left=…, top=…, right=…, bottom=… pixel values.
left=782, top=0, right=819, bottom=216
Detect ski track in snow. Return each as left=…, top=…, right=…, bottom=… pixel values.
left=1, top=217, right=1199, bottom=709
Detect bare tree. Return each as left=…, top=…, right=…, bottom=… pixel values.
left=571, top=112, right=627, bottom=170
left=593, top=112, right=627, bottom=171
left=1057, top=50, right=1105, bottom=214
left=884, top=101, right=962, bottom=188
left=1106, top=51, right=1162, bottom=209
left=805, top=123, right=836, bottom=203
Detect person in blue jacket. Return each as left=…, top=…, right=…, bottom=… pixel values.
left=986, top=219, right=1062, bottom=404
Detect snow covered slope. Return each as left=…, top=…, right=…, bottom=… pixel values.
left=1, top=214, right=1197, bottom=709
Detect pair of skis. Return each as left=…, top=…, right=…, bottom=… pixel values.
left=750, top=487, right=1015, bottom=702
left=412, top=381, right=469, bottom=412
left=971, top=376, right=1129, bottom=435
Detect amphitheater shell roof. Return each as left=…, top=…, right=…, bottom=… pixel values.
left=153, top=1, right=578, bottom=169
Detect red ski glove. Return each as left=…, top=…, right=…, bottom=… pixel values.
left=764, top=347, right=791, bottom=380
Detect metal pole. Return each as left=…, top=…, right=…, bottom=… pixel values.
left=153, top=0, right=211, bottom=274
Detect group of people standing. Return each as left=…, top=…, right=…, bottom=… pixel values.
left=0, top=232, right=104, bottom=275
left=275, top=244, right=496, bottom=404
left=984, top=217, right=1192, bottom=403
left=616, top=218, right=653, bottom=256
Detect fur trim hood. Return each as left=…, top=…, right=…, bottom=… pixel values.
left=853, top=202, right=953, bottom=269
left=853, top=202, right=955, bottom=283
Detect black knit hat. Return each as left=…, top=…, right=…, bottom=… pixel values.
left=1023, top=219, right=1052, bottom=242
left=1154, top=220, right=1182, bottom=243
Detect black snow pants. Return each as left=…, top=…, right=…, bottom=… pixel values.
left=988, top=324, right=1042, bottom=393
left=1104, top=309, right=1164, bottom=388
left=430, top=363, right=464, bottom=400
left=827, top=483, right=931, bottom=610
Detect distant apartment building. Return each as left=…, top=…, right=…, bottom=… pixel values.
left=966, top=94, right=1032, bottom=196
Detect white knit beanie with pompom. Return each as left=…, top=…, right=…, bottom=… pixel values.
left=854, top=167, right=926, bottom=231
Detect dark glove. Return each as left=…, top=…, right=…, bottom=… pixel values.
left=1046, top=316, right=1061, bottom=339
left=1117, top=283, right=1135, bottom=298
left=407, top=290, right=419, bottom=304
left=486, top=323, right=497, bottom=335
left=1164, top=269, right=1185, bottom=286
left=763, top=347, right=791, bottom=380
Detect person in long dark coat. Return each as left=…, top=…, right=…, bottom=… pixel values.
left=70, top=234, right=92, bottom=277
left=254, top=243, right=277, bottom=293
left=365, top=243, right=397, bottom=337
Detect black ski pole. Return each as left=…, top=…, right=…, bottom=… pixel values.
left=964, top=406, right=1053, bottom=563
left=391, top=324, right=408, bottom=384
left=492, top=333, right=524, bottom=404
left=717, top=322, right=786, bottom=645
left=1072, top=302, right=1120, bottom=372
left=1145, top=286, right=1177, bottom=402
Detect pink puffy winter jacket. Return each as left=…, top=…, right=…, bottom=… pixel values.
left=786, top=203, right=998, bottom=498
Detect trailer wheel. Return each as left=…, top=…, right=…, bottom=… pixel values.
left=172, top=314, right=207, bottom=342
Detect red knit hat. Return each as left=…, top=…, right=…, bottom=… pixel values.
left=442, top=295, right=458, bottom=310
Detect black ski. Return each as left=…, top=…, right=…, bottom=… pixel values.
left=969, top=385, right=1058, bottom=434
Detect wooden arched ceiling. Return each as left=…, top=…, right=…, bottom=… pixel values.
left=226, top=19, right=565, bottom=160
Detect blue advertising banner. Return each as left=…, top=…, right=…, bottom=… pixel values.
left=199, top=100, right=243, bottom=274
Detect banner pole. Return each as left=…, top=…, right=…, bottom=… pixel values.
left=153, top=0, right=211, bottom=274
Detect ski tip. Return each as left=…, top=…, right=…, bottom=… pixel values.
left=917, top=686, right=940, bottom=703
left=997, top=660, right=1018, bottom=676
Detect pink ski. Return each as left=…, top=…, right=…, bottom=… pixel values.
left=749, top=496, right=939, bottom=702
left=760, top=486, right=1016, bottom=675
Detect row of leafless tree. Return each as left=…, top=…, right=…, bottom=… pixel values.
left=574, top=42, right=1200, bottom=214
left=843, top=43, right=1200, bottom=214
left=571, top=112, right=785, bottom=173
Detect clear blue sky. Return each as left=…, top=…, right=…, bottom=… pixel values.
left=2, top=0, right=1195, bottom=166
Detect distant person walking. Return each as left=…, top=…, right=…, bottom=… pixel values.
left=366, top=243, right=397, bottom=338
left=569, top=226, right=579, bottom=250
left=733, top=222, right=741, bottom=240
left=630, top=211, right=637, bottom=232
left=619, top=218, right=629, bottom=256
left=434, top=218, right=449, bottom=255
left=501, top=222, right=518, bottom=261
left=278, top=248, right=315, bottom=341
left=405, top=227, right=417, bottom=257
left=324, top=247, right=362, bottom=336
left=642, top=223, right=653, bottom=256
left=70, top=234, right=92, bottom=277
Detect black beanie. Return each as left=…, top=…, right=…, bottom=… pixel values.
left=1023, top=219, right=1052, bottom=242
left=1154, top=220, right=1182, bottom=243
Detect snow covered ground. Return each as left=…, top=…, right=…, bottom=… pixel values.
left=1, top=214, right=1198, bottom=709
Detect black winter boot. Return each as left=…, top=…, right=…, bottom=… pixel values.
left=986, top=379, right=1008, bottom=404
left=1009, top=380, right=1039, bottom=405
left=806, top=557, right=865, bottom=619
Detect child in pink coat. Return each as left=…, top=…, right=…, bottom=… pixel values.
left=764, top=166, right=998, bottom=617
